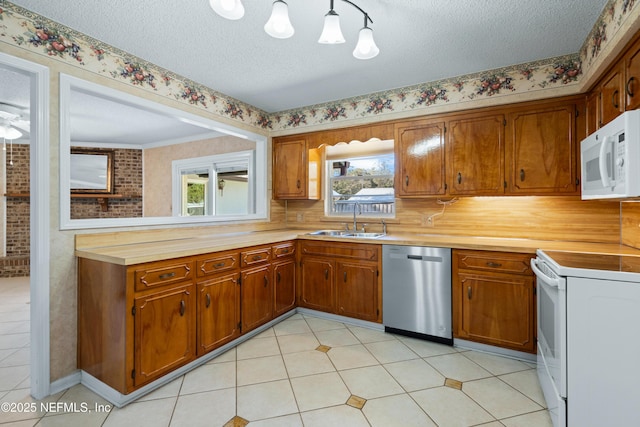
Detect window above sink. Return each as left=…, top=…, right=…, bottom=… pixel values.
left=324, top=139, right=395, bottom=219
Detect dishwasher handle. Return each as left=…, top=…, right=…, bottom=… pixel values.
left=390, top=253, right=443, bottom=262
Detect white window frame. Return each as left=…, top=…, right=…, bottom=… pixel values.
left=172, top=150, right=255, bottom=218
left=324, top=152, right=395, bottom=218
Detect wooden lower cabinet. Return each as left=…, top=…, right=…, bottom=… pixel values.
left=197, top=272, right=240, bottom=356
left=241, top=264, right=273, bottom=333
left=77, top=240, right=298, bottom=395
left=273, top=258, right=296, bottom=317
left=298, top=241, right=381, bottom=323
left=133, top=283, right=196, bottom=387
left=77, top=257, right=199, bottom=394
left=336, top=261, right=379, bottom=322
left=299, top=257, right=335, bottom=312
left=452, top=249, right=535, bottom=353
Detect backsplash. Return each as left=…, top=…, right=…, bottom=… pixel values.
left=622, top=201, right=640, bottom=249
left=285, top=196, right=621, bottom=244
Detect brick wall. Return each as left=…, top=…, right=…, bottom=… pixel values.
left=2, top=144, right=30, bottom=277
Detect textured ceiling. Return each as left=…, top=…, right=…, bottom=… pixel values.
left=8, top=0, right=608, bottom=112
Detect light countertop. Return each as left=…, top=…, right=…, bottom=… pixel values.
left=74, top=229, right=640, bottom=265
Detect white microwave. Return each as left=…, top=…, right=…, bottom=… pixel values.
left=581, top=110, right=640, bottom=199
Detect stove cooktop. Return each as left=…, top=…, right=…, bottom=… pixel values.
left=538, top=250, right=640, bottom=282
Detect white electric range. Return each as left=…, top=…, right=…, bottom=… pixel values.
left=531, top=250, right=640, bottom=427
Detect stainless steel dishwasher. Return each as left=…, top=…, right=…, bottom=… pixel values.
left=382, top=245, right=452, bottom=344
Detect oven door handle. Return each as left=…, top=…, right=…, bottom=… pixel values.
left=531, top=258, right=562, bottom=289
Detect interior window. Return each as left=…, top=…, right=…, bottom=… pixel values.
left=324, top=139, right=395, bottom=218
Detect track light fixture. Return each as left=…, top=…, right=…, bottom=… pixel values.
left=209, top=0, right=379, bottom=60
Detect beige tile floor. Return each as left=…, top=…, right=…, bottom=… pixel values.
left=0, top=276, right=553, bottom=426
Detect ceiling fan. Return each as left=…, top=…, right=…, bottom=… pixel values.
left=0, top=102, right=30, bottom=140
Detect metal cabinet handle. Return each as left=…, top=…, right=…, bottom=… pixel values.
left=324, top=269, right=328, bottom=280
left=159, top=272, right=176, bottom=280
left=343, top=271, right=347, bottom=282
left=277, top=271, right=281, bottom=282
left=467, top=286, right=472, bottom=299
left=627, top=77, right=636, bottom=97
left=296, top=179, right=301, bottom=189
left=613, top=89, right=620, bottom=109
left=486, top=262, right=503, bottom=268
left=405, top=175, right=409, bottom=187
left=253, top=255, right=262, bottom=261
left=457, top=172, right=462, bottom=184
left=213, top=262, right=225, bottom=269
left=180, top=300, right=186, bottom=316
left=205, top=293, right=211, bottom=308
left=264, top=275, right=268, bottom=287
left=520, top=169, right=525, bottom=181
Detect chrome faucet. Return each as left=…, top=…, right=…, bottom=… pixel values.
left=352, top=202, right=360, bottom=232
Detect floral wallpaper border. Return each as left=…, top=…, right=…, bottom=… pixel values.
left=0, top=0, right=638, bottom=133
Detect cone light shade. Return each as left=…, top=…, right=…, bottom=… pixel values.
left=318, top=10, right=345, bottom=44
left=209, top=0, right=244, bottom=20
left=264, top=1, right=294, bottom=39
left=353, top=26, right=379, bottom=59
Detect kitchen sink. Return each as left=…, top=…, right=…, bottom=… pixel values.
left=306, top=230, right=385, bottom=239
left=306, top=230, right=349, bottom=236
left=346, top=232, right=385, bottom=238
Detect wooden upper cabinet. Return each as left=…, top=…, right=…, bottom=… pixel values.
left=624, top=37, right=640, bottom=111
left=506, top=101, right=579, bottom=194
left=448, top=113, right=505, bottom=195
left=272, top=136, right=320, bottom=200
left=586, top=90, right=600, bottom=136
left=599, top=63, right=625, bottom=127
left=394, top=119, right=446, bottom=197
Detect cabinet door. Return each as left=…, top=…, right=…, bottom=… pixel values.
left=395, top=119, right=446, bottom=196
left=600, top=64, right=624, bottom=127
left=586, top=90, right=600, bottom=135
left=273, top=259, right=296, bottom=317
left=448, top=113, right=505, bottom=195
left=241, top=265, right=273, bottom=333
left=299, top=258, right=334, bottom=313
left=506, top=102, right=578, bottom=194
left=625, top=38, right=640, bottom=111
left=454, top=272, right=535, bottom=353
left=133, top=284, right=195, bottom=387
left=336, top=261, right=379, bottom=322
left=197, top=273, right=240, bottom=356
left=273, top=138, right=307, bottom=199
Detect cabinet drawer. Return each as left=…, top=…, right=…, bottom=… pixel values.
left=455, top=250, right=532, bottom=275
left=300, top=241, right=378, bottom=261
left=197, top=251, right=239, bottom=277
left=133, top=260, right=194, bottom=292
left=241, top=246, right=272, bottom=267
left=272, top=242, right=296, bottom=259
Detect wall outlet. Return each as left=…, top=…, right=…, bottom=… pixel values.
left=422, top=214, right=434, bottom=227
left=296, top=212, right=304, bottom=222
